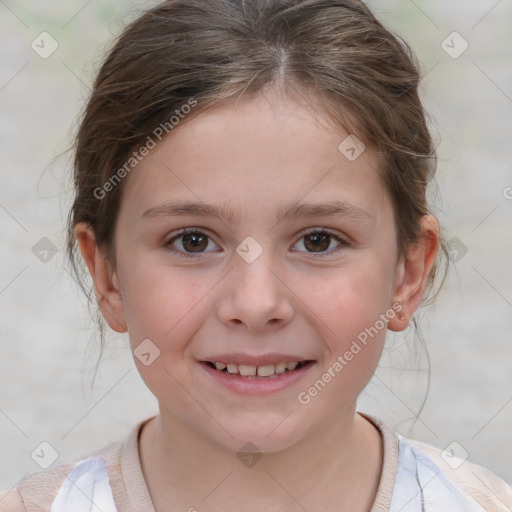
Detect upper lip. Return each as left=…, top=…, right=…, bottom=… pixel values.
left=201, top=353, right=315, bottom=366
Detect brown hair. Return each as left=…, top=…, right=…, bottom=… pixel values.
left=66, top=0, right=449, bottom=361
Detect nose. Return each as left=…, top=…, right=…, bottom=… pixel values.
left=216, top=249, right=294, bottom=332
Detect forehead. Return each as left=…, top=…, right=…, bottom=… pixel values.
left=118, top=93, right=390, bottom=226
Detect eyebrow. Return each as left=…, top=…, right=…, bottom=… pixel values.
left=141, top=199, right=372, bottom=224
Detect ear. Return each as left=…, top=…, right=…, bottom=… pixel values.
left=74, top=222, right=127, bottom=333
left=387, top=214, right=440, bottom=332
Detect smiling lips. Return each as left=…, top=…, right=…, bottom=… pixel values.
left=200, top=355, right=316, bottom=393
left=206, top=360, right=308, bottom=378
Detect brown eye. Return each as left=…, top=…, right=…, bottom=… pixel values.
left=181, top=232, right=208, bottom=252
left=166, top=229, right=219, bottom=258
left=303, top=232, right=331, bottom=252
left=293, top=229, right=347, bottom=258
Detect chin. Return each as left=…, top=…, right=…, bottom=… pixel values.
left=205, top=416, right=310, bottom=455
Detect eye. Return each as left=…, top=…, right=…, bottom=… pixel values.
left=165, top=228, right=220, bottom=258
left=292, top=228, right=348, bottom=258
left=165, top=227, right=349, bottom=259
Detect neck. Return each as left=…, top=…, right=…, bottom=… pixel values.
left=139, top=406, right=383, bottom=512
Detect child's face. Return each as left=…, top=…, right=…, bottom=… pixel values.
left=101, top=93, right=409, bottom=451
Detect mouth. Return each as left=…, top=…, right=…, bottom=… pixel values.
left=203, top=360, right=314, bottom=379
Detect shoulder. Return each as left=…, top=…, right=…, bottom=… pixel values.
left=405, top=437, right=512, bottom=511
left=6, top=439, right=123, bottom=512
left=356, top=413, right=511, bottom=511
left=1, top=489, right=26, bottom=512
left=0, top=461, right=76, bottom=512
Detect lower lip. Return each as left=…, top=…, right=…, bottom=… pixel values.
left=200, top=361, right=316, bottom=395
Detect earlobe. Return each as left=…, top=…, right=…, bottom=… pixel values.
left=388, top=215, right=440, bottom=332
left=74, top=223, right=127, bottom=333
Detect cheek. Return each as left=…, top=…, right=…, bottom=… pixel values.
left=299, top=256, right=395, bottom=330
left=294, top=257, right=392, bottom=392
left=120, top=267, right=210, bottom=399
left=118, top=257, right=208, bottom=351
left=296, top=278, right=387, bottom=413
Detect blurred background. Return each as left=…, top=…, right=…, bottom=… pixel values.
left=0, top=0, right=511, bottom=492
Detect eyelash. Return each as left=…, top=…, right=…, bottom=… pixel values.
left=165, top=227, right=349, bottom=259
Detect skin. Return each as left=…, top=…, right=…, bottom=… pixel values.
left=76, top=89, right=439, bottom=512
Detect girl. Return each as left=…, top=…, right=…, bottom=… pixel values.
left=4, top=0, right=511, bottom=510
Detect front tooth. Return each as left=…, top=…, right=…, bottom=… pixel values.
left=286, top=361, right=298, bottom=370
left=257, top=364, right=276, bottom=377
left=275, top=362, right=287, bottom=374
left=226, top=363, right=239, bottom=374
left=215, top=362, right=226, bottom=370
left=239, top=364, right=257, bottom=376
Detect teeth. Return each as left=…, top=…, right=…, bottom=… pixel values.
left=226, top=363, right=238, bottom=374
left=257, top=364, right=275, bottom=377
left=239, top=364, right=257, bottom=376
left=275, top=362, right=287, bottom=374
left=210, top=361, right=305, bottom=376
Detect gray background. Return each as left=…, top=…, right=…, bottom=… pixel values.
left=0, top=0, right=511, bottom=493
